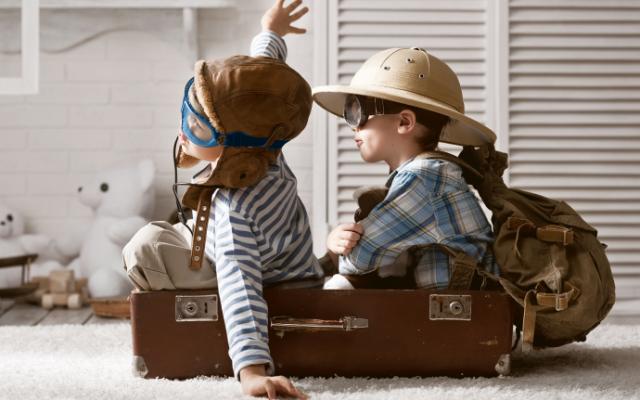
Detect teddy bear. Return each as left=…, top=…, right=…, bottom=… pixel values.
left=0, top=202, right=69, bottom=288
left=56, top=159, right=156, bottom=298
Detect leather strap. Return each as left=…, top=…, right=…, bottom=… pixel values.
left=507, top=217, right=574, bottom=246
left=537, top=225, right=574, bottom=246
left=189, top=187, right=215, bottom=270
left=522, top=289, right=537, bottom=353
left=420, top=243, right=481, bottom=291
left=447, top=250, right=480, bottom=291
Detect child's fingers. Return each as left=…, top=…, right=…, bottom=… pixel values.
left=265, top=379, right=277, bottom=400
left=288, top=26, right=306, bottom=34
left=342, top=223, right=364, bottom=234
left=285, top=0, right=303, bottom=12
left=289, top=6, right=309, bottom=21
left=340, top=231, right=361, bottom=242
left=276, top=0, right=285, bottom=8
left=342, top=238, right=358, bottom=250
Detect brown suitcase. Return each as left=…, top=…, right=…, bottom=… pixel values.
left=130, top=288, right=514, bottom=379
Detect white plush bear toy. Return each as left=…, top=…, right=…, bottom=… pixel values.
left=57, top=160, right=155, bottom=298
left=0, top=203, right=67, bottom=288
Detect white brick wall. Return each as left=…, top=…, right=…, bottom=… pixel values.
left=0, top=1, right=316, bottom=243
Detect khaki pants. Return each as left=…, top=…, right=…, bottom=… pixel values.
left=123, top=221, right=218, bottom=291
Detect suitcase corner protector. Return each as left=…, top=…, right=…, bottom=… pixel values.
left=132, top=355, right=149, bottom=378
left=494, top=353, right=511, bottom=376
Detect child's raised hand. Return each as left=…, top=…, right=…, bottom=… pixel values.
left=327, top=223, right=364, bottom=256
left=261, top=0, right=309, bottom=37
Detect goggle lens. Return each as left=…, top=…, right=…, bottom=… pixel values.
left=180, top=78, right=220, bottom=148
left=344, top=94, right=368, bottom=129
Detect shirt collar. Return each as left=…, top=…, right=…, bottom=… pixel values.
left=385, top=157, right=416, bottom=188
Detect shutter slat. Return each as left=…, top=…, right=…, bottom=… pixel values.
left=509, top=163, right=640, bottom=175
left=338, top=10, right=484, bottom=23
left=511, top=0, right=640, bottom=9
left=339, top=36, right=485, bottom=49
left=510, top=138, right=640, bottom=150
left=510, top=76, right=640, bottom=87
left=340, top=0, right=486, bottom=11
left=511, top=89, right=640, bottom=100
left=510, top=22, right=640, bottom=36
left=511, top=48, right=640, bottom=61
left=511, top=126, right=640, bottom=137
left=510, top=9, right=640, bottom=22
left=340, top=23, right=485, bottom=36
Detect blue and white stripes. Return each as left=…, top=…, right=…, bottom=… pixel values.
left=250, top=30, right=288, bottom=60
left=207, top=155, right=323, bottom=378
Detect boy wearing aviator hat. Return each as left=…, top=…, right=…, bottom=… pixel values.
left=314, top=48, right=500, bottom=289
left=124, top=1, right=319, bottom=398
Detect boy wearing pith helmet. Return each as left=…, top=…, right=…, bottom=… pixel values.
left=314, top=47, right=500, bottom=289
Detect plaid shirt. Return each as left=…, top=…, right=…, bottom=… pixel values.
left=339, top=157, right=499, bottom=289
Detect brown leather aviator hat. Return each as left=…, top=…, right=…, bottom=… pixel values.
left=313, top=47, right=496, bottom=146
left=177, top=55, right=312, bottom=197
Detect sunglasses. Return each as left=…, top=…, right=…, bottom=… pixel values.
left=343, top=94, right=388, bottom=129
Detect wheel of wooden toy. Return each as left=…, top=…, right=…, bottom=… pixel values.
left=67, top=293, right=82, bottom=309
left=41, top=294, right=54, bottom=309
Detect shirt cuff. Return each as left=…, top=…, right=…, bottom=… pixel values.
left=230, top=338, right=275, bottom=380
left=249, top=30, right=287, bottom=61
left=338, top=254, right=361, bottom=275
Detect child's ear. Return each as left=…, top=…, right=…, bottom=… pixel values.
left=397, top=109, right=417, bottom=135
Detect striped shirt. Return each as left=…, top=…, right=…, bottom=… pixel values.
left=339, top=157, right=499, bottom=288
left=204, top=31, right=322, bottom=378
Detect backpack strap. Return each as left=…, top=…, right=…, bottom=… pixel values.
left=410, top=243, right=481, bottom=290
left=415, top=150, right=483, bottom=182
left=522, top=282, right=580, bottom=352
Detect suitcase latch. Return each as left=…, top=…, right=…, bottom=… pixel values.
left=429, top=294, right=472, bottom=321
left=175, top=294, right=218, bottom=322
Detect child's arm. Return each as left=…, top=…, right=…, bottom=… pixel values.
left=250, top=0, right=309, bottom=61
left=338, top=171, right=436, bottom=275
left=211, top=207, right=306, bottom=399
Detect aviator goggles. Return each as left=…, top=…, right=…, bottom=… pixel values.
left=180, top=77, right=289, bottom=149
left=343, top=94, right=389, bottom=129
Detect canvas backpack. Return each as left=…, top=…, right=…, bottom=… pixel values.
left=419, top=146, right=616, bottom=351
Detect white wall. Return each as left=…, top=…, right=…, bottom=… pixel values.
left=0, top=1, right=316, bottom=244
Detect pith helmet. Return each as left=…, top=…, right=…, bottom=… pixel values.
left=312, top=47, right=495, bottom=146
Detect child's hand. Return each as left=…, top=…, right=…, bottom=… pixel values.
left=240, top=365, right=308, bottom=399
left=327, top=223, right=364, bottom=256
left=261, top=0, right=309, bottom=37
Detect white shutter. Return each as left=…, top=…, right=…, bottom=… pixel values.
left=328, top=0, right=490, bottom=224
left=507, top=0, right=640, bottom=315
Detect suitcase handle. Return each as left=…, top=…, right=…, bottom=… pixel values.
left=270, top=316, right=368, bottom=335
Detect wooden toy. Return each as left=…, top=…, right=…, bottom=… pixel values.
left=35, top=269, right=89, bottom=309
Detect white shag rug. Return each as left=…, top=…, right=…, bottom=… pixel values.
left=0, top=323, right=639, bottom=400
